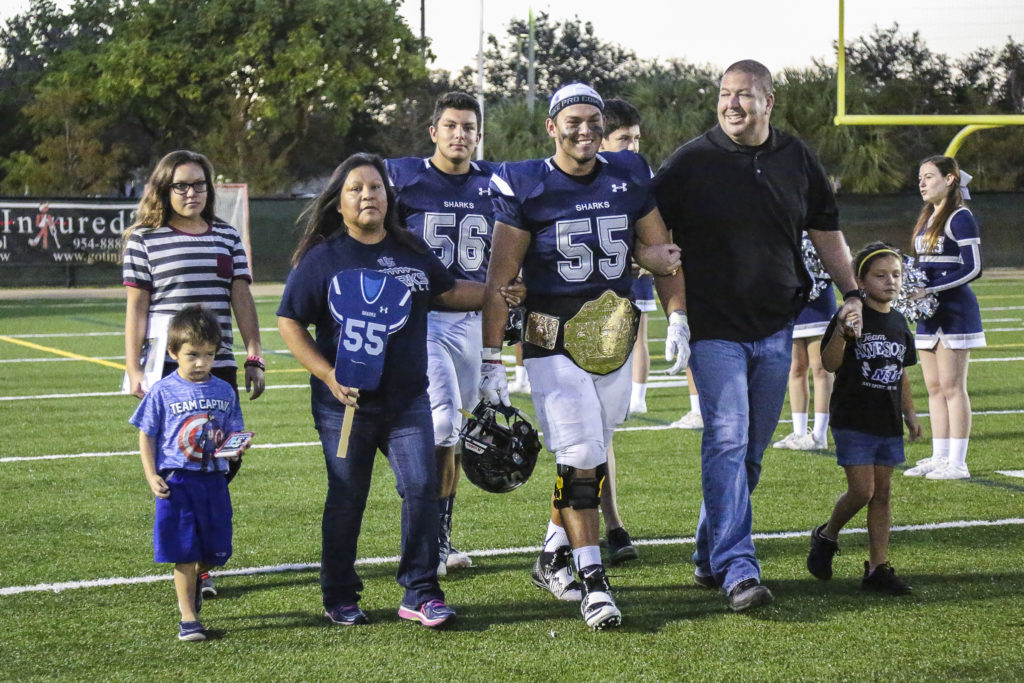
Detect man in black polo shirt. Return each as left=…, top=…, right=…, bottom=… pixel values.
left=653, top=59, right=863, bottom=612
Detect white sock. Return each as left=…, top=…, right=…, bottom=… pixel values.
left=689, top=394, right=701, bottom=414
left=812, top=413, right=830, bottom=442
left=515, top=365, right=527, bottom=383
left=543, top=521, right=569, bottom=552
left=792, top=412, right=808, bottom=436
left=949, top=438, right=969, bottom=468
left=932, top=437, right=950, bottom=464
left=573, top=545, right=602, bottom=571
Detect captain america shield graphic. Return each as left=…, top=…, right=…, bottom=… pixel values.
left=178, top=414, right=223, bottom=462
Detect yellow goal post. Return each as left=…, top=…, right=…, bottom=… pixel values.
left=834, top=0, right=1024, bottom=156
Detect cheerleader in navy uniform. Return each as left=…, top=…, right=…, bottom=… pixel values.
left=773, top=233, right=837, bottom=451
left=903, top=156, right=985, bottom=480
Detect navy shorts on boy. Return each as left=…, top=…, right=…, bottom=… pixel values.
left=130, top=372, right=243, bottom=564
left=823, top=305, right=917, bottom=467
left=154, top=470, right=233, bottom=564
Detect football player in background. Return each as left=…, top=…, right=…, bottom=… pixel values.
left=595, top=98, right=643, bottom=565
left=386, top=92, right=496, bottom=576
left=480, top=83, right=688, bottom=629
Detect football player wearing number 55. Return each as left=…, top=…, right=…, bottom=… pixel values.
left=277, top=153, right=509, bottom=630
left=481, top=83, right=687, bottom=630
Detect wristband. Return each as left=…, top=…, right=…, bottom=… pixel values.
left=842, top=289, right=863, bottom=301
left=668, top=310, right=688, bottom=325
left=482, top=347, right=503, bottom=363
left=244, top=355, right=266, bottom=371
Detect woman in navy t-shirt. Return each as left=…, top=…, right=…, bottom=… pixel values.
left=277, top=153, right=488, bottom=629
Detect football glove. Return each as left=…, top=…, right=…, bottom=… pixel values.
left=480, top=361, right=511, bottom=407
left=664, top=310, right=691, bottom=375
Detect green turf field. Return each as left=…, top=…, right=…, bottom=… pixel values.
left=1, top=279, right=1022, bottom=682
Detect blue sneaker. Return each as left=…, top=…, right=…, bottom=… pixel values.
left=199, top=571, right=217, bottom=597
left=177, top=620, right=206, bottom=642
left=325, top=603, right=369, bottom=626
left=398, top=599, right=456, bottom=628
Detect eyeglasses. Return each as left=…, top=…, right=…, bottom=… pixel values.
left=170, top=181, right=209, bottom=195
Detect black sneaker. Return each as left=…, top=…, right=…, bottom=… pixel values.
left=807, top=524, right=840, bottom=580
left=861, top=561, right=912, bottom=595
left=531, top=546, right=582, bottom=601
left=606, top=527, right=639, bottom=564
left=579, top=565, right=622, bottom=630
left=325, top=603, right=370, bottom=626
left=727, top=578, right=774, bottom=612
left=693, top=568, right=718, bottom=589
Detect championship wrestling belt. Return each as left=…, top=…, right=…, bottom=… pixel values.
left=524, top=290, right=639, bottom=375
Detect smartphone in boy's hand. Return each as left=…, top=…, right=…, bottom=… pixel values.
left=215, top=431, right=254, bottom=459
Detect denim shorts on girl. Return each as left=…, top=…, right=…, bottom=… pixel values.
left=831, top=427, right=906, bottom=467
left=153, top=469, right=233, bottom=565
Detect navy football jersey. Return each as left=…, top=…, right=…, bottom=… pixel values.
left=277, top=232, right=455, bottom=412
left=328, top=269, right=412, bottom=391
left=386, top=157, right=497, bottom=286
left=489, top=151, right=657, bottom=305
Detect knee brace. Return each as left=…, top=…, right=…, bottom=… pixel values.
left=552, top=463, right=607, bottom=510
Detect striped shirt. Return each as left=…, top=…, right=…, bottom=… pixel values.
left=123, top=220, right=252, bottom=368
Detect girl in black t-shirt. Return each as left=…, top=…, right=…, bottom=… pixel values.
left=805, top=243, right=922, bottom=595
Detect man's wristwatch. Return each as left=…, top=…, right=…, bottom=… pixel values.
left=843, top=288, right=864, bottom=302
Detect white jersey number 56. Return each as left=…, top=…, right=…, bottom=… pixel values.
left=423, top=212, right=489, bottom=272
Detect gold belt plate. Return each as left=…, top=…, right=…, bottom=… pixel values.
left=524, top=311, right=560, bottom=350
left=563, top=290, right=639, bottom=375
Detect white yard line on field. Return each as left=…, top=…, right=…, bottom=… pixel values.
left=3, top=517, right=1022, bottom=597
left=3, top=407, right=1023, bottom=463
left=0, top=384, right=311, bottom=401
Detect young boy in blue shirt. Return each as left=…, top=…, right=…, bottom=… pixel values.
left=130, top=305, right=246, bottom=641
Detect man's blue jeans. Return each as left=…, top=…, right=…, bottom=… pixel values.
left=689, top=324, right=793, bottom=594
left=312, top=393, right=442, bottom=610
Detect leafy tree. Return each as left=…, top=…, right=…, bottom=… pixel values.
left=3, top=0, right=429, bottom=194
left=0, top=0, right=77, bottom=181
left=457, top=13, right=644, bottom=104
left=1, top=83, right=127, bottom=195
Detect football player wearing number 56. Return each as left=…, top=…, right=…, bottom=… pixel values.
left=386, top=92, right=498, bottom=577
left=481, top=83, right=687, bottom=630
left=277, top=153, right=491, bottom=630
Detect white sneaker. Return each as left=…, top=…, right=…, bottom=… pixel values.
left=508, top=379, right=531, bottom=395
left=670, top=411, right=704, bottom=430
left=772, top=432, right=804, bottom=449
left=530, top=547, right=582, bottom=601
left=629, top=398, right=648, bottom=415
left=792, top=433, right=828, bottom=451
left=904, top=457, right=942, bottom=477
left=926, top=463, right=970, bottom=480
left=446, top=548, right=473, bottom=570
left=579, top=565, right=621, bottom=630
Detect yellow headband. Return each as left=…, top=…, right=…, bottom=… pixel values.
left=857, top=249, right=900, bottom=279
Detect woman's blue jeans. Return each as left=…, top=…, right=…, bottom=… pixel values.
left=312, top=393, right=443, bottom=609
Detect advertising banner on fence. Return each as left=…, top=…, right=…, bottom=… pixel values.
left=0, top=186, right=250, bottom=269
left=0, top=200, right=136, bottom=266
